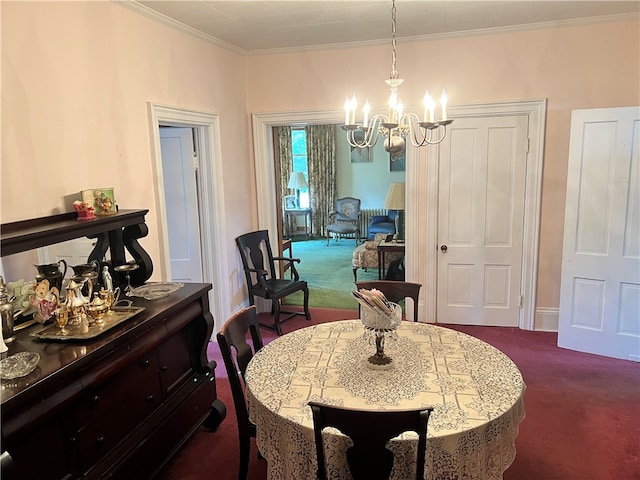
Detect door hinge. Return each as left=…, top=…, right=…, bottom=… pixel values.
left=526, top=138, right=530, bottom=153
left=519, top=295, right=524, bottom=309
left=193, top=154, right=199, bottom=171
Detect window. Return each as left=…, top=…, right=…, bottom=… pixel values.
left=291, top=128, right=309, bottom=208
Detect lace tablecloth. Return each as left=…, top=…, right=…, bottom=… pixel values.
left=245, top=320, right=526, bottom=480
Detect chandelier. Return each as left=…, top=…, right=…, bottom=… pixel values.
left=343, top=0, right=452, bottom=153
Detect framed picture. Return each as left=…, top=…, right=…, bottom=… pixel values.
left=389, top=146, right=406, bottom=172
left=284, top=195, right=297, bottom=210
left=350, top=130, right=370, bottom=163
left=81, top=188, right=117, bottom=216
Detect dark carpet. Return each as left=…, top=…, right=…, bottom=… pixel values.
left=157, top=309, right=640, bottom=480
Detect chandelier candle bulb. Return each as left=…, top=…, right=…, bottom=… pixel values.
left=350, top=94, right=357, bottom=124
left=428, top=94, right=435, bottom=122
left=422, top=91, right=430, bottom=122
left=441, top=90, right=448, bottom=121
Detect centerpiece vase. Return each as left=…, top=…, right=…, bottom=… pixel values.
left=360, top=302, right=402, bottom=367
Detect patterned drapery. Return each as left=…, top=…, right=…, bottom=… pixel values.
left=306, top=124, right=336, bottom=237
left=276, top=126, right=293, bottom=212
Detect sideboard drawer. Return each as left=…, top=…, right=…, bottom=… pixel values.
left=157, top=323, right=197, bottom=397
left=73, top=353, right=162, bottom=473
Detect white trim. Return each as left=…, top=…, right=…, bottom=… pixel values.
left=147, top=103, right=230, bottom=334
left=253, top=101, right=545, bottom=330
left=535, top=307, right=559, bottom=332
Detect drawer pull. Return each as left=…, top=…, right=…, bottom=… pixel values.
left=142, top=359, right=151, bottom=367
left=146, top=395, right=155, bottom=402
left=91, top=395, right=101, bottom=404
left=96, top=436, right=105, bottom=445
left=160, top=365, right=168, bottom=371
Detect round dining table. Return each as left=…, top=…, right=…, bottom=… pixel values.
left=244, top=320, right=526, bottom=480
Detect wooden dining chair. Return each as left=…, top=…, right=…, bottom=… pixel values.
left=217, top=306, right=265, bottom=480
left=308, top=401, right=433, bottom=480
left=236, top=229, right=311, bottom=335
left=355, top=280, right=422, bottom=322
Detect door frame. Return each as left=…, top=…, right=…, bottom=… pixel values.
left=148, top=103, right=230, bottom=333
left=253, top=100, right=545, bottom=329
left=416, top=100, right=546, bottom=329
left=252, top=110, right=343, bottom=250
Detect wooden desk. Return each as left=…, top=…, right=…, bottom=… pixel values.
left=377, top=241, right=405, bottom=279
left=284, top=208, right=312, bottom=240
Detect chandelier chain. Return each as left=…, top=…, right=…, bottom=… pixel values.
left=390, top=0, right=398, bottom=79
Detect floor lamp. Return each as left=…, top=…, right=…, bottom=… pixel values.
left=384, top=182, right=405, bottom=242
left=287, top=172, right=308, bottom=208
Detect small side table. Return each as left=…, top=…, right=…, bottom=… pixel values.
left=285, top=208, right=312, bottom=240
left=377, top=241, right=405, bottom=279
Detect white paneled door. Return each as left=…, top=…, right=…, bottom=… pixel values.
left=159, top=127, right=204, bottom=283
left=437, top=115, right=528, bottom=326
left=558, top=107, right=640, bottom=360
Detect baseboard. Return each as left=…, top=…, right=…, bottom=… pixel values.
left=534, top=307, right=559, bottom=332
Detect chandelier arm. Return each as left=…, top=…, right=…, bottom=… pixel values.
left=421, top=125, right=449, bottom=145
left=402, top=113, right=427, bottom=147
left=345, top=114, right=388, bottom=148
left=400, top=113, right=451, bottom=146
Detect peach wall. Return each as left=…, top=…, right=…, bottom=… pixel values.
left=245, top=18, right=640, bottom=311
left=2, top=2, right=638, bottom=316
left=1, top=2, right=255, bottom=310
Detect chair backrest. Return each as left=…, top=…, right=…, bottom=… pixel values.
left=216, top=306, right=264, bottom=437
left=355, top=280, right=422, bottom=322
left=334, top=197, right=361, bottom=222
left=236, top=230, right=276, bottom=289
left=308, top=401, right=433, bottom=480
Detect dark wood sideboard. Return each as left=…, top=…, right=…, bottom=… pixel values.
left=0, top=210, right=226, bottom=479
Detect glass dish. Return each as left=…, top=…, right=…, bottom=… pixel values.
left=130, top=282, right=184, bottom=300
left=0, top=352, right=40, bottom=379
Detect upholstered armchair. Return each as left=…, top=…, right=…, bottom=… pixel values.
left=368, top=210, right=397, bottom=240
left=352, top=233, right=403, bottom=281
left=326, top=197, right=361, bottom=246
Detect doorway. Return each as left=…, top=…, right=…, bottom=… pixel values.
left=148, top=103, right=230, bottom=333
left=253, top=100, right=545, bottom=327
left=159, top=127, right=203, bottom=283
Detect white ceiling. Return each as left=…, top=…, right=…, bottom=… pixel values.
left=127, top=0, right=639, bottom=54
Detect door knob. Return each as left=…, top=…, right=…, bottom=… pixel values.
left=440, top=245, right=448, bottom=253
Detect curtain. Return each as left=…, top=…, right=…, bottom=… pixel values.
left=276, top=125, right=293, bottom=215
left=306, top=124, right=336, bottom=237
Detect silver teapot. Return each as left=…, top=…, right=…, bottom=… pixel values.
left=64, top=278, right=91, bottom=324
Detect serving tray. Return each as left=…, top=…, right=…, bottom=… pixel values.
left=29, top=306, right=145, bottom=342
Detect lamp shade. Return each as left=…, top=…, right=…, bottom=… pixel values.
left=287, top=172, right=308, bottom=190
left=384, top=182, right=405, bottom=210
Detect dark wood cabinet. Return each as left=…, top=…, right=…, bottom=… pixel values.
left=0, top=211, right=225, bottom=479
